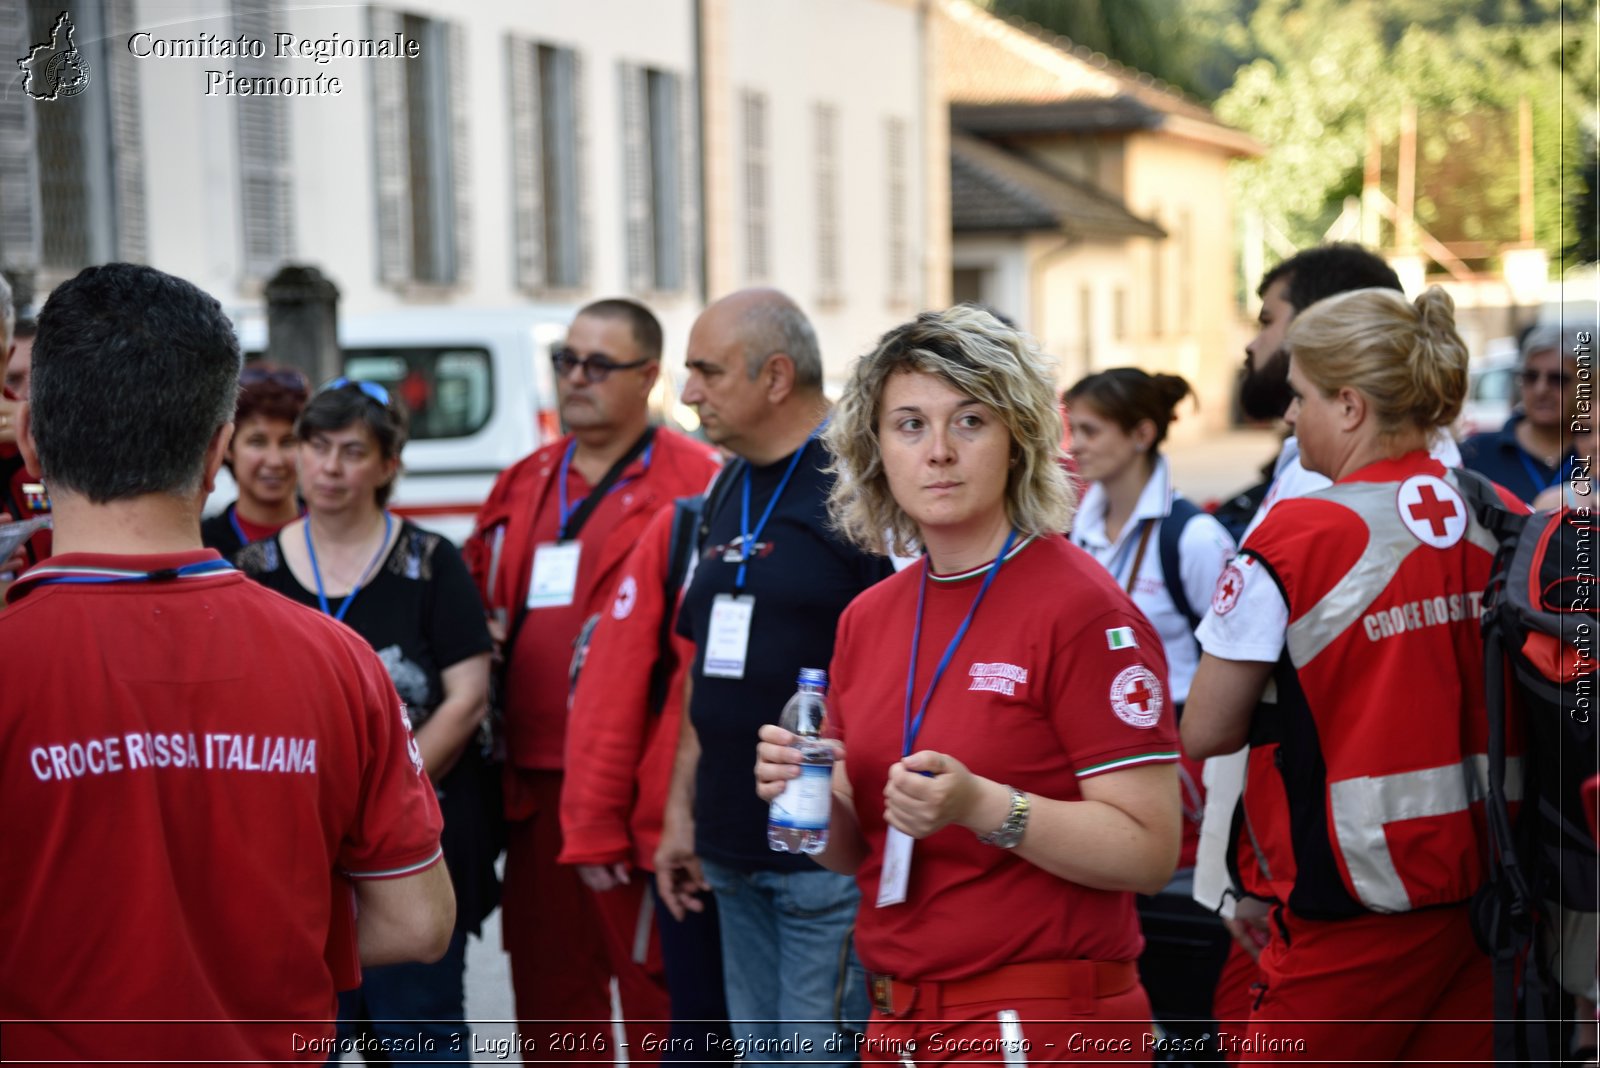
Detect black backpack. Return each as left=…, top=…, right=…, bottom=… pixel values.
left=1457, top=471, right=1599, bottom=1065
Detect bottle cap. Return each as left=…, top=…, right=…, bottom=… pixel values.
left=797, top=667, right=828, bottom=688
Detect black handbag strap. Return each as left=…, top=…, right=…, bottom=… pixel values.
left=560, top=426, right=658, bottom=541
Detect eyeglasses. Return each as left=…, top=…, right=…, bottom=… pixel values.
left=240, top=366, right=310, bottom=396
left=318, top=376, right=392, bottom=407
left=551, top=347, right=653, bottom=384
left=1519, top=369, right=1572, bottom=389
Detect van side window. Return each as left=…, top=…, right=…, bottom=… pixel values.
left=343, top=347, right=493, bottom=441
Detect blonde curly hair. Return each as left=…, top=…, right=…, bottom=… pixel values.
left=824, top=305, right=1074, bottom=557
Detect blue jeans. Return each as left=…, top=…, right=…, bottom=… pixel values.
left=336, top=928, right=469, bottom=1061
left=700, top=859, right=867, bottom=1064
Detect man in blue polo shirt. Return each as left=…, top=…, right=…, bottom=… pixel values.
left=1460, top=322, right=1592, bottom=504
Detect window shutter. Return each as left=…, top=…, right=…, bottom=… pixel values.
left=569, top=50, right=590, bottom=289
left=885, top=116, right=908, bottom=305
left=0, top=0, right=42, bottom=270
left=508, top=36, right=544, bottom=291
left=369, top=5, right=411, bottom=285
left=618, top=62, right=651, bottom=294
left=234, top=0, right=293, bottom=279
left=675, top=69, right=700, bottom=297
left=742, top=90, right=767, bottom=282
left=104, top=0, right=145, bottom=262
left=813, top=103, right=839, bottom=304
left=446, top=20, right=470, bottom=285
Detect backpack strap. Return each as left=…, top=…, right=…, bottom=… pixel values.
left=646, top=494, right=706, bottom=717
left=1159, top=496, right=1204, bottom=633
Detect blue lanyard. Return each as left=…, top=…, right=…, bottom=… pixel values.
left=305, top=512, right=393, bottom=622
left=735, top=421, right=826, bottom=591
left=558, top=439, right=655, bottom=540
left=23, top=559, right=235, bottom=588
left=901, top=527, right=1018, bottom=757
left=1518, top=448, right=1572, bottom=495
left=229, top=505, right=248, bottom=548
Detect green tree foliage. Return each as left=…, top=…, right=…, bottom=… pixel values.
left=982, top=0, right=1249, bottom=99
left=1213, top=0, right=1595, bottom=261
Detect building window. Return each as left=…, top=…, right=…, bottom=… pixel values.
left=372, top=8, right=468, bottom=288
left=621, top=62, right=694, bottom=294
left=885, top=116, right=909, bottom=306
left=741, top=90, right=768, bottom=282
left=509, top=37, right=584, bottom=292
left=12, top=0, right=146, bottom=275
left=234, top=0, right=293, bottom=280
left=814, top=103, right=840, bottom=304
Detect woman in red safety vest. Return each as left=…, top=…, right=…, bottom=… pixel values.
left=1182, top=285, right=1526, bottom=1064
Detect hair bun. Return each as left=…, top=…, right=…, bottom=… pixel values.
left=1414, top=286, right=1457, bottom=341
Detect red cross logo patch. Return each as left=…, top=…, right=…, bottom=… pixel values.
left=1212, top=560, right=1246, bottom=616
left=1110, top=665, right=1163, bottom=729
left=1397, top=475, right=1466, bottom=549
left=612, top=574, right=638, bottom=620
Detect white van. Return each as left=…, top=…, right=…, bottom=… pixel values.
left=220, top=306, right=573, bottom=543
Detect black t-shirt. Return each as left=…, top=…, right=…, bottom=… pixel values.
left=677, top=441, right=895, bottom=871
left=200, top=504, right=246, bottom=561
left=237, top=519, right=500, bottom=931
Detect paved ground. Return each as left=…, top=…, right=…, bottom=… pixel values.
left=455, top=426, right=1286, bottom=1062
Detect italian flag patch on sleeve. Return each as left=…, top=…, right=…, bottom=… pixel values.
left=1106, top=626, right=1137, bottom=651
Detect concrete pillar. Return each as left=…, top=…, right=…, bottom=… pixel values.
left=264, top=265, right=340, bottom=384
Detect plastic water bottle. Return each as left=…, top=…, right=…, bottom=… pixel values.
left=767, top=667, right=834, bottom=855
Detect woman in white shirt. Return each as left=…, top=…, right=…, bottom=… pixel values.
left=1065, top=367, right=1237, bottom=1056
left=1066, top=368, right=1235, bottom=705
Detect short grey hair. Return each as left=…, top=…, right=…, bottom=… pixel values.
left=1522, top=320, right=1598, bottom=365
left=738, top=294, right=822, bottom=390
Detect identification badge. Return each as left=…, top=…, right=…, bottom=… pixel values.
left=703, top=593, right=754, bottom=678
left=876, top=827, right=913, bottom=907
left=527, top=541, right=582, bottom=609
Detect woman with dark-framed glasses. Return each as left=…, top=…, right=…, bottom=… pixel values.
left=201, top=364, right=309, bottom=558
left=237, top=377, right=494, bottom=1060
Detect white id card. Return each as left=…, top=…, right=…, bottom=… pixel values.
left=876, top=827, right=913, bottom=907
left=527, top=541, right=582, bottom=609
left=703, top=593, right=754, bottom=678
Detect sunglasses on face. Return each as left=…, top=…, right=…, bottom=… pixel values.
left=240, top=366, right=311, bottom=396
left=318, top=375, right=392, bottom=407
left=551, top=347, right=653, bottom=384
left=1519, top=368, right=1572, bottom=389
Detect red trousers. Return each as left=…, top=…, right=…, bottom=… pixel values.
left=502, top=769, right=671, bottom=1064
left=862, top=960, right=1155, bottom=1064
left=1238, top=904, right=1492, bottom=1064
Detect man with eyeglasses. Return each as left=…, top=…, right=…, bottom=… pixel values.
left=464, top=298, right=719, bottom=1057
left=1460, top=322, right=1592, bottom=504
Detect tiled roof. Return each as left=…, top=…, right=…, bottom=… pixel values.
left=939, top=0, right=1261, bottom=157
left=950, top=132, right=1165, bottom=238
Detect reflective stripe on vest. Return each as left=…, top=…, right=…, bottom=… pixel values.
left=1330, top=753, right=1525, bottom=912
left=1285, top=473, right=1499, bottom=669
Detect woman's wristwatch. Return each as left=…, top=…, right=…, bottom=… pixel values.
left=976, top=785, right=1029, bottom=848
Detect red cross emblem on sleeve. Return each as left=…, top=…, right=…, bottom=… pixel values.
left=1397, top=475, right=1467, bottom=549
left=1110, top=665, right=1163, bottom=728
